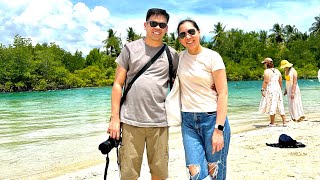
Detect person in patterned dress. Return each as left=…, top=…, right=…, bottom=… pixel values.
left=259, top=57, right=287, bottom=126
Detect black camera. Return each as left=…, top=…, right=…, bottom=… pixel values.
left=99, top=136, right=122, bottom=155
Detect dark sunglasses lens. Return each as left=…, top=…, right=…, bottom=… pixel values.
left=149, top=21, right=157, bottom=27
left=179, top=32, right=186, bottom=39
left=159, top=23, right=167, bottom=29
left=149, top=21, right=167, bottom=29
left=179, top=29, right=196, bottom=39
left=188, top=29, right=196, bottom=35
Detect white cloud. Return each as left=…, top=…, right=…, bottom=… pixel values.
left=0, top=0, right=111, bottom=56
left=91, top=6, right=110, bottom=24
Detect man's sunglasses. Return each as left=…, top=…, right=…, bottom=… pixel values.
left=148, top=21, right=167, bottom=29
left=178, top=29, right=196, bottom=39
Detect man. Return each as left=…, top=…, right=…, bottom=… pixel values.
left=107, top=8, right=179, bottom=180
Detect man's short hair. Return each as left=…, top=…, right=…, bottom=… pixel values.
left=146, top=8, right=170, bottom=22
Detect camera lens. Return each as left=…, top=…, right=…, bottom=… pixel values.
left=99, top=136, right=121, bottom=155
left=99, top=140, right=113, bottom=154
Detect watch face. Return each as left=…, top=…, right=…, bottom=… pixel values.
left=218, top=125, right=224, bottom=131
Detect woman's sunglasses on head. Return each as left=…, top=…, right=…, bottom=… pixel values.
left=148, top=21, right=167, bottom=29
left=179, top=29, right=196, bottom=39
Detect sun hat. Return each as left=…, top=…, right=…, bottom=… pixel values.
left=266, top=134, right=306, bottom=148
left=280, top=60, right=293, bottom=69
left=261, top=57, right=273, bottom=64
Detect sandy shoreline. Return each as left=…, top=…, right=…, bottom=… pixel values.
left=51, top=113, right=320, bottom=180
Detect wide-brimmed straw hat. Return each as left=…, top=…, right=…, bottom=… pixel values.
left=280, top=60, right=293, bottom=69
left=261, top=57, right=273, bottom=64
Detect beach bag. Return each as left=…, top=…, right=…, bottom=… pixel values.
left=165, top=75, right=181, bottom=127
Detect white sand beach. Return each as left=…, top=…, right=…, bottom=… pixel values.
left=50, top=113, right=320, bottom=180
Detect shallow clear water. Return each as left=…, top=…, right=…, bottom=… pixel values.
left=228, top=79, right=320, bottom=121
left=0, top=87, right=111, bottom=179
left=0, top=80, right=319, bottom=179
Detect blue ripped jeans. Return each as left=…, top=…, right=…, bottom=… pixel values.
left=181, top=112, right=231, bottom=180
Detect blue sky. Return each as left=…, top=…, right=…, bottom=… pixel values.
left=0, top=0, right=319, bottom=56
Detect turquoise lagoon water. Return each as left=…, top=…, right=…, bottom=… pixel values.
left=0, top=80, right=319, bottom=179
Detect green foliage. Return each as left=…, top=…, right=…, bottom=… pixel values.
left=102, top=29, right=122, bottom=57
left=74, top=65, right=108, bottom=87
left=0, top=35, right=117, bottom=92
left=298, top=64, right=318, bottom=79
left=1, top=15, right=320, bottom=92
left=15, top=81, right=26, bottom=91
left=127, top=27, right=142, bottom=42
left=86, top=48, right=102, bottom=66
left=4, top=81, right=13, bottom=92
left=0, top=84, right=4, bottom=92
left=34, top=79, right=48, bottom=91
left=66, top=73, right=85, bottom=88
left=62, top=50, right=85, bottom=73
left=105, top=67, right=115, bottom=80
left=309, top=14, right=320, bottom=35
left=101, top=55, right=117, bottom=70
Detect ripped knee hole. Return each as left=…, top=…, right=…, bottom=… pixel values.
left=187, top=164, right=200, bottom=176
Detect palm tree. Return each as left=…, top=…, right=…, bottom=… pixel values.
left=210, top=22, right=226, bottom=46
left=162, top=33, right=169, bottom=45
left=258, top=30, right=268, bottom=44
left=296, top=32, right=309, bottom=41
left=284, top=24, right=298, bottom=44
left=102, top=29, right=122, bottom=57
left=269, top=23, right=285, bottom=43
left=200, top=36, right=213, bottom=49
left=167, top=33, right=176, bottom=47
left=126, top=27, right=142, bottom=42
left=126, top=27, right=135, bottom=42
left=309, top=14, right=320, bottom=35
left=164, top=32, right=183, bottom=52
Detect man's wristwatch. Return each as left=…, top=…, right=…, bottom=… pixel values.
left=215, top=124, right=224, bottom=132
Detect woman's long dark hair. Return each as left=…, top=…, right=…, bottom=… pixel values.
left=176, top=19, right=200, bottom=34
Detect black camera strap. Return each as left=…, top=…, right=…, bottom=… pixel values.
left=104, top=44, right=167, bottom=180
left=120, top=44, right=167, bottom=106
left=165, top=46, right=174, bottom=90
left=104, top=154, right=109, bottom=180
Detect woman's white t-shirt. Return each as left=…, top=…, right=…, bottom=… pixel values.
left=178, top=47, right=225, bottom=112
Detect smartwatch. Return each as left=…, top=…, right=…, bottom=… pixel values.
left=215, top=124, right=224, bottom=132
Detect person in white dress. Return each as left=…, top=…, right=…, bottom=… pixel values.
left=280, top=60, right=306, bottom=122
left=259, top=57, right=287, bottom=126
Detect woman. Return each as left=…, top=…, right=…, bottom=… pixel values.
left=259, top=57, right=287, bottom=126
left=177, top=19, right=230, bottom=180
left=280, top=60, right=306, bottom=122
